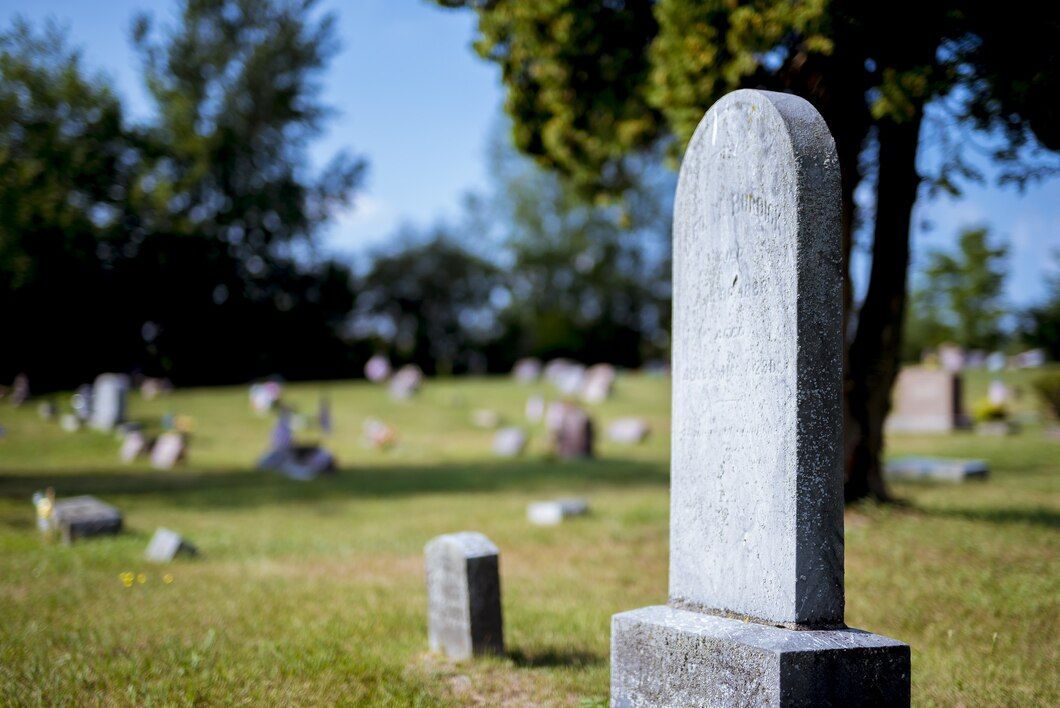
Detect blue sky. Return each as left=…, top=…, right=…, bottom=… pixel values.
left=4, top=0, right=1058, bottom=307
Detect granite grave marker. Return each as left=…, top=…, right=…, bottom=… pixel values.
left=425, top=532, right=504, bottom=660
left=610, top=89, right=910, bottom=706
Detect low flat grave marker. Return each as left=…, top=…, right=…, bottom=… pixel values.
left=52, top=495, right=122, bottom=543
left=610, top=89, right=910, bottom=705
left=527, top=498, right=589, bottom=526
left=425, top=532, right=503, bottom=660
left=145, top=527, right=198, bottom=562
left=885, top=457, right=988, bottom=482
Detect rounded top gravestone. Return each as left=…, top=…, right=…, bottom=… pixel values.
left=669, top=89, right=844, bottom=628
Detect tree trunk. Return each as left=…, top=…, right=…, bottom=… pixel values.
left=844, top=111, right=924, bottom=502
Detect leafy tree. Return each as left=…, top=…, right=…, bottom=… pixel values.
left=435, top=0, right=1060, bottom=501
left=1019, top=251, right=1060, bottom=360
left=480, top=131, right=672, bottom=366
left=354, top=230, right=507, bottom=376
left=0, top=21, right=140, bottom=389
left=125, top=0, right=366, bottom=382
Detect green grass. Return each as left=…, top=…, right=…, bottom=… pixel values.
left=0, top=371, right=1057, bottom=705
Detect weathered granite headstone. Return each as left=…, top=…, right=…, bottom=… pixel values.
left=885, top=367, right=966, bottom=433
left=145, top=527, right=198, bottom=562
left=610, top=90, right=910, bottom=706
left=120, top=431, right=148, bottom=463
left=425, top=532, right=504, bottom=660
left=90, top=373, right=129, bottom=431
left=389, top=364, right=423, bottom=400
left=52, top=495, right=122, bottom=543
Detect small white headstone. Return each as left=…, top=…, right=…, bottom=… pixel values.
left=145, top=527, right=197, bottom=562
left=492, top=427, right=527, bottom=457
left=150, top=432, right=185, bottom=470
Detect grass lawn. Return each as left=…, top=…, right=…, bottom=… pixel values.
left=0, top=370, right=1057, bottom=705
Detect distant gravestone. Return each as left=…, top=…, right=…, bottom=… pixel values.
left=145, top=527, right=198, bottom=562
left=59, top=413, right=81, bottom=432
left=580, top=363, right=616, bottom=404
left=527, top=498, right=589, bottom=526
left=885, top=367, right=966, bottom=433
left=525, top=395, right=545, bottom=424
left=885, top=457, right=988, bottom=482
left=548, top=402, right=594, bottom=459
left=258, top=445, right=336, bottom=480
left=511, top=357, right=542, bottom=383
left=120, top=431, right=148, bottom=463
left=606, top=417, right=650, bottom=444
left=52, top=495, right=122, bottom=543
left=364, top=354, right=392, bottom=383
left=389, top=364, right=423, bottom=400
left=610, top=90, right=909, bottom=705
left=491, top=427, right=527, bottom=457
left=425, top=532, right=504, bottom=660
left=150, top=432, right=186, bottom=470
left=90, top=374, right=129, bottom=431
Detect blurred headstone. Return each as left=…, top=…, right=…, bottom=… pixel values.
left=938, top=343, right=965, bottom=372
left=71, top=384, right=93, bottom=421
left=607, top=417, right=650, bottom=444
left=545, top=359, right=586, bottom=396
left=271, top=408, right=294, bottom=451
left=511, top=357, right=542, bottom=383
left=145, top=527, right=198, bottom=562
left=150, top=432, right=186, bottom=470
left=425, top=532, right=504, bottom=660
left=472, top=409, right=501, bottom=429
left=885, top=367, right=967, bottom=433
left=59, top=413, right=81, bottom=432
left=527, top=498, right=589, bottom=526
left=581, top=364, right=616, bottom=404
left=10, top=373, right=29, bottom=407
left=549, top=401, right=594, bottom=459
left=525, top=395, right=545, bottom=424
left=389, top=364, right=423, bottom=400
left=987, top=379, right=1009, bottom=406
left=885, top=457, right=988, bottom=482
left=365, top=354, right=392, bottom=383
left=318, top=395, right=332, bottom=435
left=52, top=495, right=122, bottom=543
left=249, top=381, right=282, bottom=415
left=90, top=373, right=129, bottom=431
left=37, top=401, right=57, bottom=421
left=140, top=377, right=171, bottom=400
left=258, top=444, right=336, bottom=480
left=120, top=431, right=148, bottom=463
left=1013, top=348, right=1046, bottom=368
left=492, top=427, right=527, bottom=457
left=986, top=351, right=1006, bottom=372
left=363, top=418, right=397, bottom=449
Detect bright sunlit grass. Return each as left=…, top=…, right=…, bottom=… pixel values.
left=0, top=372, right=1056, bottom=704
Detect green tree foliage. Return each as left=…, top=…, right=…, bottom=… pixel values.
left=1020, top=252, right=1060, bottom=360
left=123, top=0, right=365, bottom=383
left=903, top=227, right=1008, bottom=358
left=435, top=0, right=1060, bottom=501
left=482, top=133, right=671, bottom=366
left=354, top=230, right=507, bottom=376
left=0, top=21, right=140, bottom=385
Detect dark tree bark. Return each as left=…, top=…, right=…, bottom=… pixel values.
left=844, top=111, right=925, bottom=502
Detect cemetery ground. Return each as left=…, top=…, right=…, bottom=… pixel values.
left=1, top=371, right=1057, bottom=705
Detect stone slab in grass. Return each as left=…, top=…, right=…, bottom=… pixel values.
left=53, top=495, right=122, bottom=543
left=885, top=457, right=989, bottom=482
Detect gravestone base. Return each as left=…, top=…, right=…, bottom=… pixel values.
left=611, top=605, right=909, bottom=707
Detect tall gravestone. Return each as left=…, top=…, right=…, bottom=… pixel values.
left=425, top=532, right=504, bottom=660
left=90, top=373, right=129, bottom=431
left=610, top=90, right=909, bottom=706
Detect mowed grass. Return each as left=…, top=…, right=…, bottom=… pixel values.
left=0, top=370, right=1056, bottom=705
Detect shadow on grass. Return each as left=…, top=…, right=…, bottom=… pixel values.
left=508, top=646, right=605, bottom=669
left=0, top=458, right=667, bottom=509
left=922, top=505, right=1060, bottom=530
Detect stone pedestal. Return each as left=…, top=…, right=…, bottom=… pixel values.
left=611, top=606, right=909, bottom=707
